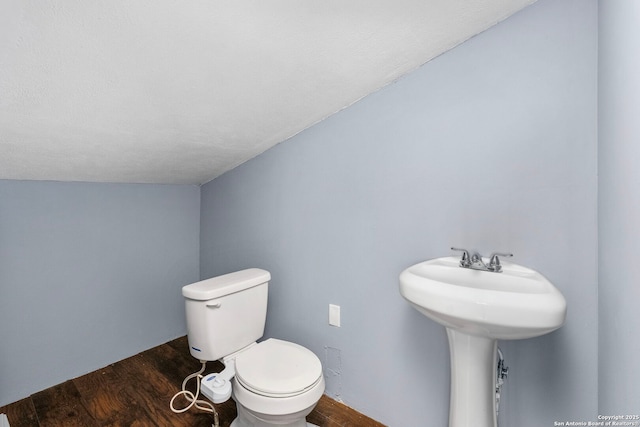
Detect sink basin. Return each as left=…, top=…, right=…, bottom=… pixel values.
left=399, top=256, right=567, bottom=340
left=400, top=255, right=567, bottom=427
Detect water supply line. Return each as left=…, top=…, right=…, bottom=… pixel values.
left=496, top=347, right=509, bottom=422
left=170, top=361, right=220, bottom=427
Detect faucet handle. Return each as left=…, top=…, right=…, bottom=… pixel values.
left=488, top=252, right=513, bottom=272
left=451, top=247, right=471, bottom=267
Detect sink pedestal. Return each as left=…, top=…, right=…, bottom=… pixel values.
left=447, top=329, right=497, bottom=427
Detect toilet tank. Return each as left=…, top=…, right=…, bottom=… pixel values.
left=182, top=268, right=270, bottom=361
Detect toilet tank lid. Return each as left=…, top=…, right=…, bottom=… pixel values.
left=182, top=268, right=270, bottom=300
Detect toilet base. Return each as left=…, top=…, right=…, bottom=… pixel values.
left=230, top=422, right=318, bottom=427
left=230, top=401, right=318, bottom=427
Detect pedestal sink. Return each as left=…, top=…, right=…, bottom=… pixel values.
left=399, top=256, right=567, bottom=427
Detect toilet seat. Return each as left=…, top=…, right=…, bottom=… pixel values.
left=235, top=338, right=323, bottom=398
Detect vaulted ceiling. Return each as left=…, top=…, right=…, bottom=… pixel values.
left=0, top=0, right=536, bottom=185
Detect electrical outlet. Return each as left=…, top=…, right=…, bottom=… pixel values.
left=329, top=304, right=341, bottom=327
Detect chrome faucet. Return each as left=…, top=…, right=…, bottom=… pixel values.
left=451, top=247, right=471, bottom=267
left=451, top=247, right=513, bottom=273
left=488, top=252, right=513, bottom=273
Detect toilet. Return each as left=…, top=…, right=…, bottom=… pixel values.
left=182, top=268, right=325, bottom=427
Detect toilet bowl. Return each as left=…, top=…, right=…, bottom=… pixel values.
left=231, top=339, right=325, bottom=427
left=182, top=269, right=325, bottom=427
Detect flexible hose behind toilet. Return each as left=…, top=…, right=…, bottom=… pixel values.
left=170, top=361, right=220, bottom=427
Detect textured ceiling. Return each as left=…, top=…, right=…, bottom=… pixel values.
left=0, top=0, right=535, bottom=185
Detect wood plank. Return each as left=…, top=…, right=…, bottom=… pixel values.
left=0, top=397, right=39, bottom=427
left=306, top=395, right=335, bottom=426
left=165, top=335, right=190, bottom=355
left=110, top=351, right=214, bottom=427
left=72, top=363, right=154, bottom=426
left=309, top=396, right=387, bottom=427
left=31, top=380, right=98, bottom=427
left=328, top=397, right=387, bottom=427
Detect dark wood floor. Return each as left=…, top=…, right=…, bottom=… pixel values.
left=0, top=336, right=385, bottom=427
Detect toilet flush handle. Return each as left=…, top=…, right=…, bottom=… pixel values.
left=206, top=301, right=221, bottom=308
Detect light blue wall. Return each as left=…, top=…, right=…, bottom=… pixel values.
left=0, top=180, right=200, bottom=406
left=200, top=0, right=598, bottom=425
left=598, top=0, right=640, bottom=414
